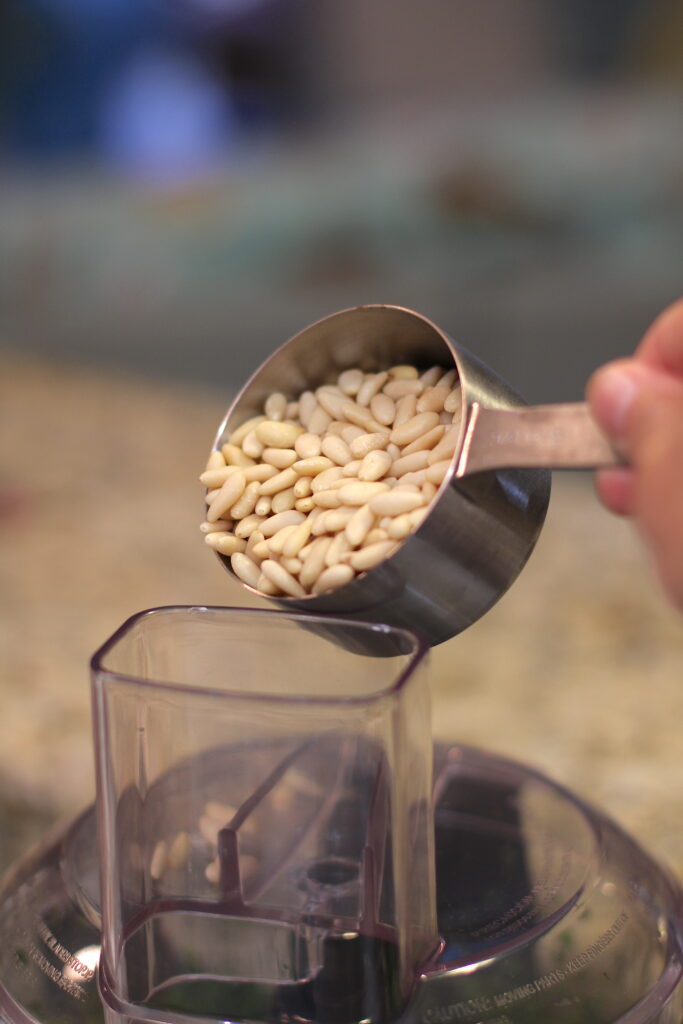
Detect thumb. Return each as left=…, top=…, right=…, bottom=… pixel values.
left=588, top=360, right=683, bottom=456
left=587, top=360, right=683, bottom=611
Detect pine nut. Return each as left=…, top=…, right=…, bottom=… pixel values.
left=231, top=552, right=262, bottom=588
left=234, top=514, right=266, bottom=539
left=391, top=449, right=431, bottom=477
left=205, top=488, right=221, bottom=503
left=409, top=507, right=429, bottom=528
left=200, top=466, right=239, bottom=488
left=444, top=386, right=463, bottom=414
left=293, top=475, right=312, bottom=498
left=266, top=524, right=297, bottom=555
left=402, top=424, right=445, bottom=456
left=397, top=470, right=426, bottom=487
left=384, top=379, right=424, bottom=399
left=393, top=394, right=417, bottom=427
left=342, top=458, right=363, bottom=477
left=341, top=402, right=388, bottom=434
left=245, top=529, right=265, bottom=559
left=205, top=858, right=220, bottom=884
left=282, top=556, right=303, bottom=575
left=391, top=411, right=440, bottom=447
left=150, top=840, right=168, bottom=880
left=272, top=487, right=296, bottom=514
left=168, top=831, right=191, bottom=870
left=307, top=406, right=332, bottom=435
left=345, top=503, right=375, bottom=547
left=295, top=432, right=322, bottom=459
left=200, top=519, right=230, bottom=534
left=338, top=481, right=390, bottom=505
left=349, top=432, right=388, bottom=459
left=417, top=385, right=450, bottom=413
left=300, top=536, right=332, bottom=589
left=419, top=366, right=443, bottom=387
left=264, top=392, right=287, bottom=421
left=260, top=559, right=307, bottom=597
left=259, top=467, right=298, bottom=496
left=229, top=415, right=266, bottom=447
left=282, top=518, right=313, bottom=557
left=369, top=489, right=425, bottom=516
left=437, top=369, right=457, bottom=388
left=324, top=531, right=351, bottom=568
left=313, top=489, right=342, bottom=509
left=428, top=426, right=459, bottom=464
left=262, top=447, right=297, bottom=469
left=422, top=481, right=437, bottom=502
left=295, top=497, right=315, bottom=513
left=242, top=429, right=265, bottom=459
left=257, top=573, right=281, bottom=595
left=293, top=455, right=334, bottom=477
left=321, top=434, right=352, bottom=466
left=356, top=371, right=388, bottom=407
left=221, top=443, right=255, bottom=468
left=341, top=424, right=365, bottom=444
left=386, top=513, right=414, bottom=540
left=347, top=541, right=397, bottom=572
left=254, top=496, right=272, bottom=517
left=425, top=460, right=452, bottom=485
left=388, top=364, right=419, bottom=379
left=316, top=386, right=346, bottom=419
left=207, top=470, right=247, bottom=522
left=298, top=391, right=317, bottom=427
left=250, top=539, right=271, bottom=560
left=261, top=510, right=306, bottom=537
left=205, top=801, right=237, bottom=823
left=338, top=368, right=364, bottom=395
left=286, top=401, right=299, bottom=419
left=358, top=449, right=393, bottom=481
left=311, top=466, right=344, bottom=492
left=256, top=421, right=303, bottom=449
left=205, top=450, right=226, bottom=471
left=205, top=532, right=247, bottom=556
left=240, top=464, right=276, bottom=484
left=312, top=563, right=355, bottom=594
left=311, top=511, right=332, bottom=535
left=365, top=528, right=388, bottom=546
left=230, top=480, right=260, bottom=520
left=370, top=392, right=395, bottom=425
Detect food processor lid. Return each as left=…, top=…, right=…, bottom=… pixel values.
left=0, top=744, right=681, bottom=1024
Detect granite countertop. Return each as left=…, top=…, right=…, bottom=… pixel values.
left=1, top=350, right=682, bottom=879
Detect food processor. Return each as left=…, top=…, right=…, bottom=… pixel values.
left=0, top=607, right=681, bottom=1024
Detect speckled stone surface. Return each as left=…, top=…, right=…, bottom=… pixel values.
left=1, top=351, right=682, bottom=880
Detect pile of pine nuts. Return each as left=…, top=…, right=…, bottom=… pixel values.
left=200, top=363, right=462, bottom=597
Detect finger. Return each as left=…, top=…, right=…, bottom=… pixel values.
left=594, top=466, right=635, bottom=517
left=629, top=389, right=683, bottom=611
left=636, top=297, right=683, bottom=377
left=586, top=360, right=680, bottom=443
left=588, top=362, right=683, bottom=611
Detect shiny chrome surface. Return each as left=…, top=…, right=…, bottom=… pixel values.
left=211, top=305, right=551, bottom=646
left=456, top=401, right=619, bottom=476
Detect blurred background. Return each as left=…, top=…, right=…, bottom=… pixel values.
left=1, top=2, right=683, bottom=877
left=1, top=0, right=683, bottom=397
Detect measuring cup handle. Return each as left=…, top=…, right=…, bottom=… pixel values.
left=456, top=402, right=623, bottom=476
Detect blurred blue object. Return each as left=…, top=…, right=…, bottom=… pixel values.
left=99, top=48, right=238, bottom=181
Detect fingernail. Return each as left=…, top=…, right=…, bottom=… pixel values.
left=590, top=364, right=642, bottom=436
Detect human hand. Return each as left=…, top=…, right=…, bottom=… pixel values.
left=586, top=299, right=683, bottom=612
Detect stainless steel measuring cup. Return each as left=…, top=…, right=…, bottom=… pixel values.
left=211, top=305, right=614, bottom=646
